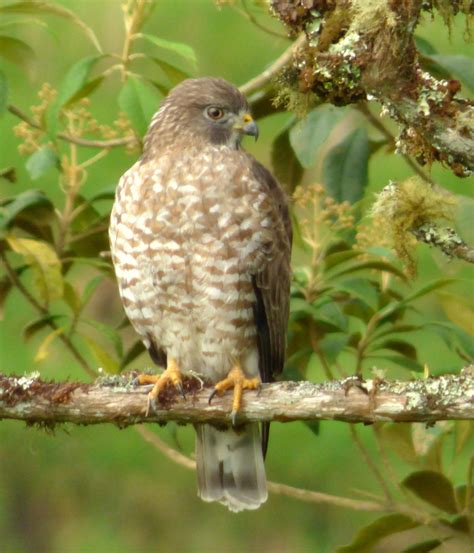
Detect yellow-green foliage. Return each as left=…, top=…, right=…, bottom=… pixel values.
left=370, top=177, right=458, bottom=276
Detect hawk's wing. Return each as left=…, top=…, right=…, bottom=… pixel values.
left=249, top=158, right=292, bottom=384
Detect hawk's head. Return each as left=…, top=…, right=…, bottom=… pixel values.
left=145, top=77, right=258, bottom=152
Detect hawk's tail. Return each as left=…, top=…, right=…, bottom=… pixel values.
left=195, top=423, right=268, bottom=512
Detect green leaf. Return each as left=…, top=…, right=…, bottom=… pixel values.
left=0, top=35, right=35, bottom=74
left=402, top=470, right=458, bottom=514
left=371, top=339, right=418, bottom=360
left=335, top=278, right=379, bottom=311
left=63, top=282, right=81, bottom=315
left=34, top=327, right=64, bottom=362
left=454, top=421, right=473, bottom=456
left=401, top=539, right=443, bottom=553
left=415, top=36, right=437, bottom=55
left=0, top=275, right=13, bottom=319
left=429, top=55, right=474, bottom=91
left=316, top=302, right=349, bottom=332
left=304, top=420, right=320, bottom=437
left=343, top=299, right=373, bottom=323
left=84, top=337, right=120, bottom=374
left=87, top=188, right=116, bottom=203
left=0, top=166, right=16, bottom=183
left=271, top=123, right=304, bottom=191
left=429, top=321, right=474, bottom=361
left=137, top=33, right=197, bottom=73
left=404, top=278, right=455, bottom=304
left=0, top=1, right=102, bottom=52
left=290, top=297, right=318, bottom=320
left=379, top=423, right=418, bottom=465
left=69, top=198, right=109, bottom=258
left=323, top=127, right=369, bottom=204
left=118, top=74, right=162, bottom=136
left=6, top=236, right=64, bottom=304
left=331, top=260, right=407, bottom=282
left=323, top=249, right=364, bottom=271
left=151, top=58, right=192, bottom=86
left=120, top=340, right=147, bottom=369
left=371, top=354, right=423, bottom=372
left=23, top=314, right=63, bottom=341
left=444, top=515, right=469, bottom=533
left=25, top=146, right=59, bottom=180
left=318, top=333, right=349, bottom=364
left=69, top=256, right=112, bottom=273
left=336, top=513, right=419, bottom=553
left=0, top=69, right=8, bottom=115
left=438, top=292, right=474, bottom=335
left=66, top=75, right=105, bottom=105
left=372, top=324, right=423, bottom=341
left=81, top=275, right=103, bottom=307
left=47, top=55, right=104, bottom=135
left=289, top=105, right=345, bottom=168
left=456, top=484, right=474, bottom=512
left=81, top=318, right=123, bottom=358
left=0, top=190, right=53, bottom=232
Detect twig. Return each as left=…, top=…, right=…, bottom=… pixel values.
left=349, top=424, right=393, bottom=502
left=7, top=104, right=137, bottom=149
left=135, top=426, right=196, bottom=470
left=237, top=0, right=289, bottom=39
left=239, top=34, right=306, bottom=96
left=266, top=481, right=382, bottom=511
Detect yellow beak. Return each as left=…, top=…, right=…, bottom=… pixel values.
left=234, top=112, right=259, bottom=140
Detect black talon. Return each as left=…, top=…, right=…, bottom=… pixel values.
left=208, top=388, right=218, bottom=405
left=176, top=381, right=186, bottom=400
left=148, top=396, right=159, bottom=415
left=231, top=409, right=238, bottom=428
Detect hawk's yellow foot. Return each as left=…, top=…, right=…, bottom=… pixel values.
left=135, top=358, right=184, bottom=415
left=209, top=364, right=260, bottom=426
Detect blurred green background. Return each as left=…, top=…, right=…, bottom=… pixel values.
left=0, top=1, right=472, bottom=552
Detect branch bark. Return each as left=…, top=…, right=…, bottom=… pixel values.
left=1, top=369, right=472, bottom=427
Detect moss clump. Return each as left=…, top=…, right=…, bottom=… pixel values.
left=370, top=177, right=458, bottom=276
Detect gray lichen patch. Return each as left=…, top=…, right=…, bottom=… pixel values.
left=378, top=367, right=474, bottom=411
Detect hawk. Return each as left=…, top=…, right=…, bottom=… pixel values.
left=109, top=77, right=292, bottom=512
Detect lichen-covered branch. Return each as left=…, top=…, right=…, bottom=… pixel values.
left=412, top=222, right=474, bottom=264
left=1, top=369, right=472, bottom=428
left=270, top=0, right=474, bottom=177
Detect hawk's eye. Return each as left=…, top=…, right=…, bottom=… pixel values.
left=206, top=106, right=225, bottom=121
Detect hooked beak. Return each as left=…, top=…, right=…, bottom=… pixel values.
left=234, top=112, right=259, bottom=140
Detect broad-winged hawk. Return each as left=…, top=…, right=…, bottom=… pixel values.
left=109, top=77, right=292, bottom=511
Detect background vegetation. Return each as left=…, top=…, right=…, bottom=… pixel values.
left=0, top=1, right=472, bottom=552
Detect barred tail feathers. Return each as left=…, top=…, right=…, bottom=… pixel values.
left=195, top=423, right=268, bottom=512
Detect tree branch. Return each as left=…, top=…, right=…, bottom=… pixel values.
left=411, top=222, right=474, bottom=264
left=1, top=370, right=472, bottom=427
left=7, top=104, right=137, bottom=149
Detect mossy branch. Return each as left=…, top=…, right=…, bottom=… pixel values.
left=1, top=369, right=472, bottom=428
left=271, top=0, right=474, bottom=177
